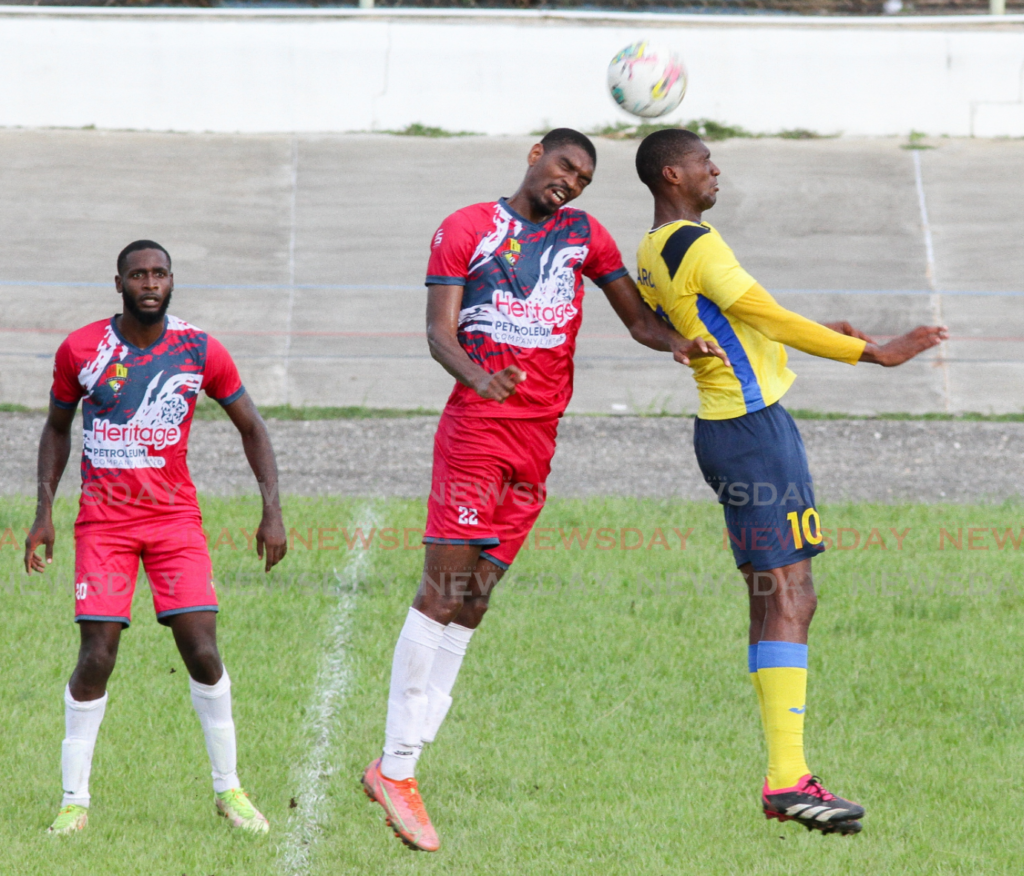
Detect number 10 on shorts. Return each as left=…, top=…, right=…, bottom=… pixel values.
left=457, top=506, right=478, bottom=526
left=787, top=508, right=822, bottom=550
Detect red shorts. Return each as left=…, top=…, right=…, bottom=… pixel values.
left=74, top=518, right=217, bottom=627
left=424, top=411, right=559, bottom=569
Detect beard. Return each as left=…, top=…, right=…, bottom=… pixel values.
left=122, top=289, right=172, bottom=326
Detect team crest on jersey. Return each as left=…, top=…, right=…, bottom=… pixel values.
left=502, top=237, right=522, bottom=267
left=102, top=363, right=129, bottom=393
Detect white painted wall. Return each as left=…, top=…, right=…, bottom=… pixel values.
left=0, top=7, right=1022, bottom=136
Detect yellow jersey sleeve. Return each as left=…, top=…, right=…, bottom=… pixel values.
left=726, top=284, right=865, bottom=365
left=685, top=231, right=758, bottom=312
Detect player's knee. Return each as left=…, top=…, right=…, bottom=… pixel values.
left=76, top=642, right=118, bottom=681
left=459, top=597, right=489, bottom=628
left=417, top=578, right=470, bottom=623
left=181, top=641, right=222, bottom=682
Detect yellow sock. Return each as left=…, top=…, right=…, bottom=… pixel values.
left=748, top=645, right=767, bottom=734
left=757, top=641, right=810, bottom=790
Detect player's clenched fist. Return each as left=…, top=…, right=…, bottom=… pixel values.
left=24, top=516, right=55, bottom=574
left=860, top=325, right=949, bottom=367
left=475, top=365, right=527, bottom=403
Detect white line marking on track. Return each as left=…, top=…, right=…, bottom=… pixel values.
left=281, top=136, right=299, bottom=407
left=912, top=149, right=951, bottom=413
left=280, top=504, right=380, bottom=875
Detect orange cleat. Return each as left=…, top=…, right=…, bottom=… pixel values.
left=361, top=757, right=440, bottom=852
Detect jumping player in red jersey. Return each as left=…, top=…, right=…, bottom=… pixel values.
left=24, top=241, right=287, bottom=836
left=361, top=129, right=729, bottom=852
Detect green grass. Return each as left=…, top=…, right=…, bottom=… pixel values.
left=785, top=409, right=1024, bottom=422
left=901, top=131, right=935, bottom=151
left=383, top=123, right=481, bottom=138
left=191, top=401, right=441, bottom=421
left=1, top=496, right=1022, bottom=873
left=588, top=120, right=832, bottom=142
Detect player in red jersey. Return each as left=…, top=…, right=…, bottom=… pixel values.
left=361, top=129, right=729, bottom=851
left=24, top=241, right=287, bottom=835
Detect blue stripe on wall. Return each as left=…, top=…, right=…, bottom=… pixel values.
left=695, top=294, right=765, bottom=414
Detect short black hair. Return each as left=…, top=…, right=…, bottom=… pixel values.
left=635, top=128, right=704, bottom=189
left=540, top=128, right=597, bottom=166
left=117, top=239, right=171, bottom=276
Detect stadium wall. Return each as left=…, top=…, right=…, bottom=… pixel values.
left=0, top=7, right=1022, bottom=136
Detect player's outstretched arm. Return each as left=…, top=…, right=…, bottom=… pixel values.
left=427, top=284, right=526, bottom=402
left=858, top=325, right=948, bottom=367
left=821, top=322, right=876, bottom=344
left=222, top=392, right=287, bottom=572
left=600, top=275, right=731, bottom=367
left=24, top=401, right=75, bottom=574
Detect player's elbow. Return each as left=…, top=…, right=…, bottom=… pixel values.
left=426, top=326, right=455, bottom=364
left=236, top=415, right=268, bottom=445
left=625, top=315, right=659, bottom=347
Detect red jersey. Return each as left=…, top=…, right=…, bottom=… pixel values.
left=50, top=315, right=245, bottom=526
left=426, top=199, right=628, bottom=418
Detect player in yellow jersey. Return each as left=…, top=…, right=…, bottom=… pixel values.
left=634, top=128, right=947, bottom=835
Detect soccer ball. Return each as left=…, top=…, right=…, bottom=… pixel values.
left=607, top=40, right=688, bottom=119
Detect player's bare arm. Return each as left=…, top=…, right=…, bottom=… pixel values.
left=821, top=319, right=950, bottom=365
left=426, top=284, right=526, bottom=402
left=858, top=324, right=948, bottom=366
left=222, top=392, right=287, bottom=572
left=24, top=400, right=76, bottom=574
left=601, top=274, right=731, bottom=368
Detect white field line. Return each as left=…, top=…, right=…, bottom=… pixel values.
left=280, top=505, right=380, bottom=876
left=281, top=135, right=299, bottom=406
left=913, top=149, right=951, bottom=413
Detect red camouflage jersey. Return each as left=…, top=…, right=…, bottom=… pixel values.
left=426, top=198, right=629, bottom=418
left=50, top=315, right=245, bottom=526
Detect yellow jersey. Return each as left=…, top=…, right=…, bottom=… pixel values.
left=636, top=221, right=865, bottom=420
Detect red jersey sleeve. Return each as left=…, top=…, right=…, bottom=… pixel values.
left=50, top=338, right=84, bottom=410
left=582, top=215, right=630, bottom=287
left=202, top=336, right=246, bottom=405
left=425, top=210, right=477, bottom=287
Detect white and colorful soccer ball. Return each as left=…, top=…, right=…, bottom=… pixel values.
left=607, top=40, right=688, bottom=119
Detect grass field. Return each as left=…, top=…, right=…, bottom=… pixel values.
left=0, top=495, right=1022, bottom=875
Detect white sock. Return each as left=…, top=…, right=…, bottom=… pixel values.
left=381, top=608, right=446, bottom=781
left=422, top=623, right=475, bottom=744
left=61, top=685, right=108, bottom=808
left=189, top=670, right=240, bottom=794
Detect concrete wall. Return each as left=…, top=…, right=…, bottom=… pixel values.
left=0, top=7, right=1022, bottom=136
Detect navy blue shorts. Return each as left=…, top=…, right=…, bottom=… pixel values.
left=693, top=403, right=825, bottom=572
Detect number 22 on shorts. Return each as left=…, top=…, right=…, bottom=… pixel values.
left=786, top=508, right=822, bottom=550
left=457, top=506, right=478, bottom=526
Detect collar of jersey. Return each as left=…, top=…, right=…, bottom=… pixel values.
left=498, top=197, right=557, bottom=230
left=649, top=219, right=709, bottom=234
left=110, top=313, right=169, bottom=353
